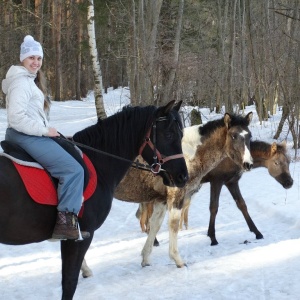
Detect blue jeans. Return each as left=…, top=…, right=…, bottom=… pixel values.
left=5, top=128, right=84, bottom=214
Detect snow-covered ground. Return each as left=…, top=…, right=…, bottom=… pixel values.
left=0, top=88, right=299, bottom=300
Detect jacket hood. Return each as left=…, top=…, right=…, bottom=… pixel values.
left=2, top=65, right=36, bottom=94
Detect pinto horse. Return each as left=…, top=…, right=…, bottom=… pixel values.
left=0, top=100, right=188, bottom=299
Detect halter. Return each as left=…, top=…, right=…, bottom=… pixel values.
left=138, top=116, right=184, bottom=174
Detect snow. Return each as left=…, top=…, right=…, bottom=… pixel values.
left=0, top=88, right=299, bottom=300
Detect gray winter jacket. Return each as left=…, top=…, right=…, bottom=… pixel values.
left=2, top=65, right=49, bottom=136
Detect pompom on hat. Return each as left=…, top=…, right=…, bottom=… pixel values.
left=20, top=35, right=43, bottom=62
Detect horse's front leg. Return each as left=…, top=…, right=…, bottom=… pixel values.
left=169, top=205, right=186, bottom=267
left=141, top=201, right=167, bottom=267
left=60, top=237, right=93, bottom=300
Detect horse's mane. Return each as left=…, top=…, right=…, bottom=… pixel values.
left=73, top=105, right=157, bottom=158
left=251, top=140, right=288, bottom=157
left=199, top=114, right=250, bottom=137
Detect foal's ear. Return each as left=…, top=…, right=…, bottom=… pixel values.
left=224, top=113, right=232, bottom=128
left=281, top=140, right=287, bottom=148
left=271, top=142, right=277, bottom=155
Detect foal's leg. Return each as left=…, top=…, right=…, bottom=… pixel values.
left=169, top=205, right=187, bottom=267
left=225, top=181, right=263, bottom=239
left=207, top=181, right=223, bottom=246
left=179, top=196, right=191, bottom=230
left=141, top=201, right=167, bottom=267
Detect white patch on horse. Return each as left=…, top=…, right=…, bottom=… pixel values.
left=182, top=125, right=202, bottom=160
left=240, top=130, right=253, bottom=165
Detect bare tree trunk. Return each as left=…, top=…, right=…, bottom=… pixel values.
left=136, top=0, right=163, bottom=105
left=215, top=0, right=224, bottom=113
left=87, top=0, right=106, bottom=119
left=35, top=0, right=43, bottom=41
left=75, top=0, right=82, bottom=100
left=225, top=0, right=237, bottom=113
left=162, top=0, right=184, bottom=104
left=53, top=0, right=62, bottom=101
left=128, top=0, right=138, bottom=105
left=245, top=0, right=261, bottom=122
left=272, top=1, right=299, bottom=146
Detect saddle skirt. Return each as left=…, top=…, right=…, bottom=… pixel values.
left=0, top=140, right=97, bottom=210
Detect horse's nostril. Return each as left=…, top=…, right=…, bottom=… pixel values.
left=284, top=179, right=293, bottom=189
left=177, top=173, right=188, bottom=187
left=243, top=162, right=253, bottom=171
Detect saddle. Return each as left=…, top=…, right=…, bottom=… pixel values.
left=0, top=138, right=97, bottom=213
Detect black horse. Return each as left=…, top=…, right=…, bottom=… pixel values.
left=0, top=100, right=188, bottom=299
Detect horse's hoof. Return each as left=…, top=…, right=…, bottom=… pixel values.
left=153, top=238, right=160, bottom=247
left=256, top=233, right=264, bottom=239
left=141, top=262, right=151, bottom=267
left=176, top=263, right=187, bottom=268
left=210, top=240, right=219, bottom=246
left=82, top=272, right=93, bottom=278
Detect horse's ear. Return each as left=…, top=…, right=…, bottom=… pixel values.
left=280, top=140, right=287, bottom=150
left=246, top=112, right=253, bottom=124
left=162, top=100, right=176, bottom=114
left=271, top=142, right=277, bottom=155
left=224, top=113, right=231, bottom=128
left=173, top=100, right=183, bottom=112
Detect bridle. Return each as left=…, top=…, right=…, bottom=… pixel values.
left=138, top=116, right=184, bottom=174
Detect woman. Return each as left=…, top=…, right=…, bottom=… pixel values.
left=1, top=35, right=89, bottom=240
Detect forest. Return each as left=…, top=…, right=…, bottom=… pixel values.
left=0, top=0, right=299, bottom=148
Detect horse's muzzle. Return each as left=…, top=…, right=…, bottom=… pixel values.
left=283, top=179, right=293, bottom=189
left=174, top=172, right=189, bottom=188
left=243, top=162, right=253, bottom=171
left=161, top=171, right=188, bottom=188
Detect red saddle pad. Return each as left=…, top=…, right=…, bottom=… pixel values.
left=12, top=153, right=97, bottom=206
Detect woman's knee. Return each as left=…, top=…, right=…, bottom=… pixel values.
left=73, top=161, right=84, bottom=177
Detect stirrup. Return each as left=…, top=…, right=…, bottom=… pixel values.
left=77, top=223, right=84, bottom=241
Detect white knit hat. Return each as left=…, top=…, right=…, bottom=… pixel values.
left=20, top=35, right=43, bottom=62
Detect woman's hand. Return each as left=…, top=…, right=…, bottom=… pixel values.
left=47, top=127, right=60, bottom=137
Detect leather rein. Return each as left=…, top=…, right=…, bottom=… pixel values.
left=59, top=116, right=184, bottom=175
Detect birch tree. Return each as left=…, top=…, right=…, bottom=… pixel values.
left=87, top=0, right=106, bottom=119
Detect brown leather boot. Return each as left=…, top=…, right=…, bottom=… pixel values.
left=52, top=211, right=90, bottom=240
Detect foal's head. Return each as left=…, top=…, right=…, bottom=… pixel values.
left=252, top=140, right=293, bottom=189
left=223, top=112, right=253, bottom=171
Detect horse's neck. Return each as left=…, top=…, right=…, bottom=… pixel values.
left=187, top=126, right=227, bottom=184
left=250, top=142, right=270, bottom=168
left=182, top=125, right=202, bottom=160
left=114, top=166, right=168, bottom=202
